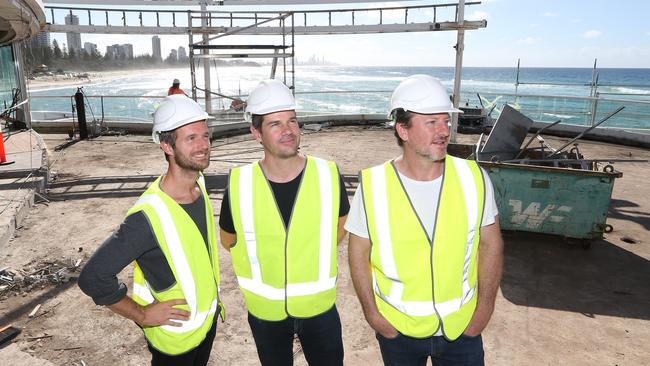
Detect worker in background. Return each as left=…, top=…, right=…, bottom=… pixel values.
left=219, top=79, right=349, bottom=366
left=168, top=78, right=187, bottom=96
left=78, top=94, right=223, bottom=366
left=347, top=74, right=504, bottom=365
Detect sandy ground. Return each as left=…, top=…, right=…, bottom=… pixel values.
left=0, top=126, right=649, bottom=365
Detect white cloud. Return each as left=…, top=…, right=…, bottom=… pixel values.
left=583, top=30, right=602, bottom=39
left=571, top=18, right=582, bottom=23
left=647, top=32, right=650, bottom=37
left=542, top=12, right=558, bottom=17
left=466, top=11, right=489, bottom=21
left=516, top=37, right=541, bottom=45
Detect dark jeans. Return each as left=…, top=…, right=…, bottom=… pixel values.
left=247, top=305, right=344, bottom=366
left=376, top=332, right=484, bottom=366
left=147, top=318, right=218, bottom=366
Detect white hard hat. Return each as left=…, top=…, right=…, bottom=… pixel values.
left=388, top=74, right=462, bottom=119
left=152, top=94, right=209, bottom=143
left=244, top=79, right=298, bottom=123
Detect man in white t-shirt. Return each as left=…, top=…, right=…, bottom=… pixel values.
left=347, top=74, right=504, bottom=366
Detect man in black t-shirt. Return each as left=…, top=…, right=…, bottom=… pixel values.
left=219, top=79, right=348, bottom=366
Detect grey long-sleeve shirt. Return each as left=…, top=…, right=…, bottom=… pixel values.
left=78, top=196, right=208, bottom=306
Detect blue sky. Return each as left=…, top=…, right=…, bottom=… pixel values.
left=47, top=0, right=650, bottom=68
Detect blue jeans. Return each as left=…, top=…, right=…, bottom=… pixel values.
left=247, top=305, right=344, bottom=366
left=376, top=332, right=484, bottom=366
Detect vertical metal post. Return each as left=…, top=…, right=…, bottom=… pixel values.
left=13, top=42, right=31, bottom=129
left=589, top=58, right=598, bottom=126
left=75, top=88, right=88, bottom=140
left=189, top=13, right=197, bottom=101
left=450, top=0, right=466, bottom=143
left=270, top=49, right=278, bottom=79
left=282, top=17, right=287, bottom=84
left=101, top=96, right=104, bottom=122
left=291, top=13, right=295, bottom=94
left=514, top=58, right=520, bottom=103
left=201, top=1, right=212, bottom=113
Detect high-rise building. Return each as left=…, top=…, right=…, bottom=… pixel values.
left=178, top=46, right=187, bottom=61
left=122, top=44, right=133, bottom=59
left=30, top=31, right=50, bottom=48
left=168, top=49, right=178, bottom=62
left=83, top=42, right=97, bottom=55
left=64, top=14, right=82, bottom=53
left=106, top=44, right=134, bottom=60
left=106, top=44, right=118, bottom=59
left=152, top=36, right=161, bottom=61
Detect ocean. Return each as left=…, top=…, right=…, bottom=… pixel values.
left=28, top=66, right=650, bottom=130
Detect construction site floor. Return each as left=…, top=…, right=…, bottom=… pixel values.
left=0, top=126, right=648, bottom=365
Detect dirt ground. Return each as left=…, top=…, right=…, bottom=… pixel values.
left=0, top=125, right=649, bottom=365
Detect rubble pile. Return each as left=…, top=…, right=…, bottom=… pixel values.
left=0, top=258, right=81, bottom=299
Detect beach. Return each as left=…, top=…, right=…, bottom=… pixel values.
left=27, top=67, right=192, bottom=92
left=0, top=126, right=648, bottom=365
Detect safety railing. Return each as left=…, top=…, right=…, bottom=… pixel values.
left=28, top=90, right=650, bottom=132
left=44, top=2, right=484, bottom=35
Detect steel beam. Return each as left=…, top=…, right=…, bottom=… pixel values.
left=46, top=20, right=486, bottom=35
left=44, top=0, right=401, bottom=5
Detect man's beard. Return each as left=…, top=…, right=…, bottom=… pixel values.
left=175, top=149, right=210, bottom=171
left=415, top=146, right=447, bottom=161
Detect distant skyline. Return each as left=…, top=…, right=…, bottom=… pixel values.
left=46, top=0, right=650, bottom=68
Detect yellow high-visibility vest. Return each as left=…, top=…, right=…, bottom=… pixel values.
left=129, top=174, right=223, bottom=355
left=361, top=156, right=485, bottom=340
left=229, top=156, right=340, bottom=321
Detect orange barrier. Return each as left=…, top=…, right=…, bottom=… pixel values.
left=0, top=130, right=6, bottom=164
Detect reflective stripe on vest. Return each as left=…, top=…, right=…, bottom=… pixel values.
left=131, top=193, right=217, bottom=333
left=229, top=156, right=339, bottom=320
left=129, top=175, right=221, bottom=354
left=362, top=156, right=485, bottom=339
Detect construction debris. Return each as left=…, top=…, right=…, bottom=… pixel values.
left=0, top=258, right=81, bottom=299
left=302, top=123, right=323, bottom=132
left=28, top=304, right=42, bottom=318
left=0, top=324, right=21, bottom=347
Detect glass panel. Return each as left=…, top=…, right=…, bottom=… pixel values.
left=0, top=45, right=18, bottom=114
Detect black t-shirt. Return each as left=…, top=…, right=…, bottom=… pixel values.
left=78, top=193, right=208, bottom=306
left=219, top=169, right=349, bottom=234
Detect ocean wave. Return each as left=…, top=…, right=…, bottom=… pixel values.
left=610, top=86, right=650, bottom=95
left=542, top=112, right=576, bottom=119
left=300, top=98, right=373, bottom=113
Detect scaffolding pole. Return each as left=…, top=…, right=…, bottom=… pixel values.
left=450, top=0, right=465, bottom=143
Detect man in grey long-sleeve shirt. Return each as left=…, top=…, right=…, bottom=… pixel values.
left=78, top=95, right=223, bottom=366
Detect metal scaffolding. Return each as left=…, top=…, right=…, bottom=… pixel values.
left=43, top=1, right=487, bottom=129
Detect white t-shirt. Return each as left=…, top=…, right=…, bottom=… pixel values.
left=345, top=167, right=499, bottom=239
